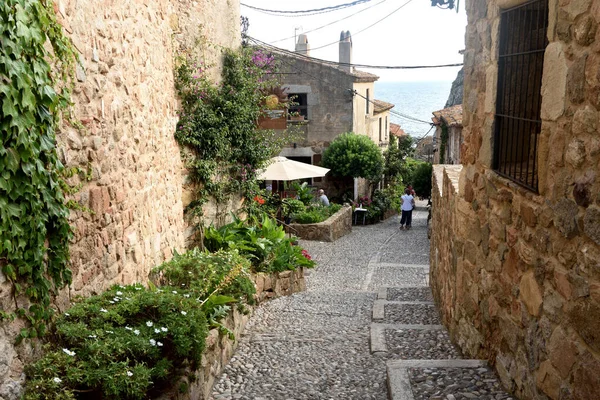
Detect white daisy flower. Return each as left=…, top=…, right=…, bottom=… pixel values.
left=100, top=308, right=108, bottom=313
left=181, top=311, right=187, bottom=316
left=62, top=348, right=76, bottom=357
left=134, top=330, right=140, bottom=335
left=116, top=291, right=123, bottom=295
left=53, top=377, right=62, bottom=384
left=127, top=371, right=133, bottom=377
left=157, top=341, right=163, bottom=347
left=149, top=339, right=156, bottom=346
left=146, top=321, right=153, bottom=327
left=125, top=326, right=133, bottom=331
left=161, top=327, right=168, bottom=332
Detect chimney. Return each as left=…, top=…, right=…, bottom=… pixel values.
left=295, top=34, right=310, bottom=56
left=339, top=30, right=352, bottom=72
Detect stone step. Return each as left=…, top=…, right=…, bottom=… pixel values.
left=372, top=300, right=434, bottom=320
left=370, top=323, right=445, bottom=354
left=386, top=359, right=490, bottom=400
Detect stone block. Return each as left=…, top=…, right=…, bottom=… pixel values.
left=536, top=360, right=561, bottom=400
left=568, top=300, right=600, bottom=353
left=567, top=53, right=588, bottom=104
left=519, top=271, right=543, bottom=317
left=552, top=199, right=579, bottom=238
left=548, top=326, right=579, bottom=379
left=584, top=206, right=600, bottom=245
left=574, top=14, right=597, bottom=46
left=572, top=351, right=600, bottom=400
left=520, top=203, right=537, bottom=228
left=554, top=269, right=572, bottom=300
left=541, top=43, right=567, bottom=121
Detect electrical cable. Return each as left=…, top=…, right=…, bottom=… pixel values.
left=241, top=0, right=373, bottom=15
left=249, top=37, right=463, bottom=70
left=308, top=0, right=414, bottom=52
left=269, top=0, right=390, bottom=43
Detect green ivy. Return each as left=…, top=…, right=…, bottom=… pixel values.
left=174, top=47, right=297, bottom=222
left=0, top=0, right=77, bottom=340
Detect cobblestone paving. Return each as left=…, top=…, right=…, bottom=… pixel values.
left=210, top=204, right=513, bottom=400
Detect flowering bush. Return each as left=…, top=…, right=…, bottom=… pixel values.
left=24, top=285, right=208, bottom=399
left=24, top=250, right=256, bottom=399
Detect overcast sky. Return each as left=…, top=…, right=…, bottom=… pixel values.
left=242, top=0, right=468, bottom=82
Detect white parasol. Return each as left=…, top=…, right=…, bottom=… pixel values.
left=257, top=156, right=330, bottom=181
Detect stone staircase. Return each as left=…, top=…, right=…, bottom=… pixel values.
left=371, top=284, right=515, bottom=399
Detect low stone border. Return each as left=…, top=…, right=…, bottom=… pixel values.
left=160, top=268, right=306, bottom=399
left=386, top=359, right=488, bottom=400
left=289, top=205, right=352, bottom=242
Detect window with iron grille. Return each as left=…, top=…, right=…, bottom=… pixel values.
left=494, top=0, right=548, bottom=192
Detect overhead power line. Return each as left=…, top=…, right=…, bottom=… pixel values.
left=250, top=37, right=463, bottom=70
left=241, top=0, right=373, bottom=15
left=248, top=42, right=434, bottom=128
left=309, top=0, right=415, bottom=51
left=269, top=0, right=390, bottom=43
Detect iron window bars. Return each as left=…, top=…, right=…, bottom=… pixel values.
left=494, top=0, right=548, bottom=192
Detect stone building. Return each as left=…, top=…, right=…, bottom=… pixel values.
left=268, top=32, right=394, bottom=197
left=430, top=1, right=600, bottom=399
left=0, top=0, right=241, bottom=397
left=432, top=104, right=463, bottom=164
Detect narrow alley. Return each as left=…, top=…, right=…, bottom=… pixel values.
left=211, top=205, right=514, bottom=400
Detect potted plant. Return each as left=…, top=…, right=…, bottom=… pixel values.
left=288, top=111, right=305, bottom=121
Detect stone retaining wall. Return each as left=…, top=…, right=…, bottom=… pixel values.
left=289, top=205, right=353, bottom=242
left=160, top=268, right=306, bottom=400
left=431, top=0, right=600, bottom=391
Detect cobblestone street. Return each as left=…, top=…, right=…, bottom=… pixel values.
left=211, top=205, right=514, bottom=400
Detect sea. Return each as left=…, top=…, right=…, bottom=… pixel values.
left=374, top=81, right=453, bottom=139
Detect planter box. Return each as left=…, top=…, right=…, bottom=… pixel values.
left=157, top=268, right=306, bottom=400
left=289, top=205, right=353, bottom=242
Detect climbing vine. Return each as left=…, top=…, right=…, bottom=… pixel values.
left=439, top=124, right=448, bottom=164
left=0, top=0, right=77, bottom=341
left=174, top=47, right=297, bottom=221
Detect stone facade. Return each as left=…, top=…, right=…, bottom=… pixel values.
left=0, top=1, right=241, bottom=398
left=289, top=205, right=353, bottom=242
left=271, top=34, right=392, bottom=199
left=430, top=1, right=600, bottom=399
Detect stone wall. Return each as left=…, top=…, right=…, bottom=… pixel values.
left=289, top=205, right=353, bottom=242
left=430, top=1, right=600, bottom=399
left=0, top=1, right=241, bottom=398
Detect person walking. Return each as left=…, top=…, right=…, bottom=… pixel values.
left=400, top=188, right=415, bottom=230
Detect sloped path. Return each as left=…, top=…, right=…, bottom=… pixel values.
left=210, top=205, right=513, bottom=400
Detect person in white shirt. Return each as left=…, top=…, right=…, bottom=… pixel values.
left=400, top=188, right=415, bottom=230
left=318, top=189, right=330, bottom=206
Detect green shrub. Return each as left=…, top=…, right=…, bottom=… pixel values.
left=410, top=162, right=433, bottom=199
left=24, top=285, right=208, bottom=400
left=281, top=198, right=305, bottom=217
left=322, top=133, right=384, bottom=180
left=290, top=181, right=313, bottom=205
left=151, top=248, right=255, bottom=306
left=203, top=214, right=315, bottom=272
left=293, top=204, right=341, bottom=224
